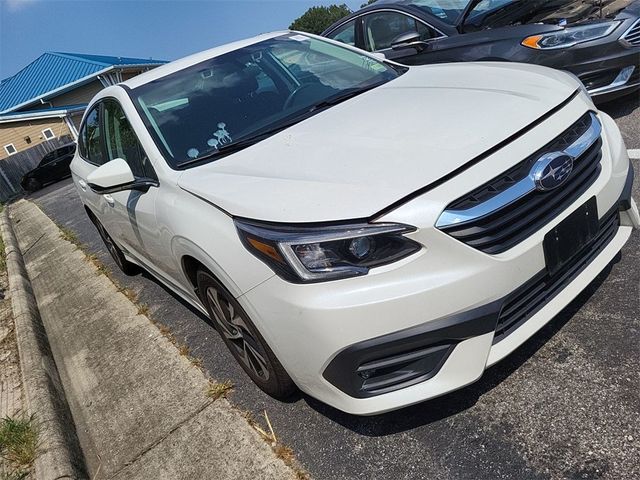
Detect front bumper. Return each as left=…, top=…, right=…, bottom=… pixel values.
left=240, top=104, right=636, bottom=415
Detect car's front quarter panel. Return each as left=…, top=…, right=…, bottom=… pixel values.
left=158, top=183, right=277, bottom=300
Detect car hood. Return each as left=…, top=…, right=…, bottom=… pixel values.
left=466, top=0, right=637, bottom=29
left=178, top=62, right=579, bottom=223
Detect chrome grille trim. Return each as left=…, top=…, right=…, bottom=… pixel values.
left=436, top=112, right=602, bottom=228
left=621, top=18, right=640, bottom=47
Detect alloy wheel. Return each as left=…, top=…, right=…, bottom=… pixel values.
left=96, top=222, right=124, bottom=270
left=205, top=286, right=270, bottom=381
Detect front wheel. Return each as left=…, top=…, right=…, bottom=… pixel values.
left=197, top=269, right=296, bottom=399
left=92, top=218, right=139, bottom=276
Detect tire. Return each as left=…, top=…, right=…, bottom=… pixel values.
left=197, top=269, right=296, bottom=399
left=24, top=178, right=41, bottom=192
left=92, top=217, right=140, bottom=276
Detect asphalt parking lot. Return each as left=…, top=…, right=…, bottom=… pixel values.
left=29, top=96, right=639, bottom=480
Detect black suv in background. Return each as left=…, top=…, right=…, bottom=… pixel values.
left=21, top=143, right=76, bottom=192
left=323, top=0, right=640, bottom=103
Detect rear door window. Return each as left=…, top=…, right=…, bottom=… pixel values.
left=79, top=106, right=106, bottom=165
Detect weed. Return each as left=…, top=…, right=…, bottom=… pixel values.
left=189, top=356, right=204, bottom=369
left=137, top=303, right=150, bottom=316
left=58, top=226, right=82, bottom=248
left=206, top=380, right=233, bottom=400
left=0, top=414, right=39, bottom=476
left=178, top=344, right=190, bottom=356
left=119, top=287, right=137, bottom=303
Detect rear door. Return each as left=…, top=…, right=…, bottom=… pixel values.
left=34, top=151, right=56, bottom=182
left=51, top=145, right=75, bottom=178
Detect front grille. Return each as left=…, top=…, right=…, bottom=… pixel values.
left=494, top=207, right=620, bottom=343
left=438, top=113, right=603, bottom=254
left=447, top=113, right=592, bottom=211
left=621, top=18, right=640, bottom=46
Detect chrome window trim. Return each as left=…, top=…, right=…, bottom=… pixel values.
left=620, top=17, right=640, bottom=47
left=436, top=112, right=602, bottom=228
left=326, top=8, right=448, bottom=43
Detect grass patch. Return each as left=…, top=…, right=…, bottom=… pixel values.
left=58, top=226, right=82, bottom=248
left=0, top=415, right=39, bottom=477
left=206, top=380, right=234, bottom=400
left=119, top=287, right=137, bottom=303
left=137, top=303, right=150, bottom=316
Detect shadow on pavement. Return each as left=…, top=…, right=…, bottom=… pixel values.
left=599, top=92, right=640, bottom=119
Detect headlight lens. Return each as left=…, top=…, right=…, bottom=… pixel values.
left=522, top=21, right=620, bottom=50
left=235, top=220, right=421, bottom=283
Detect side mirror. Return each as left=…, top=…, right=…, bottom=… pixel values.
left=391, top=31, right=428, bottom=52
left=87, top=158, right=157, bottom=194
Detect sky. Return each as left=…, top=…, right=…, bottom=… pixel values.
left=0, top=0, right=362, bottom=79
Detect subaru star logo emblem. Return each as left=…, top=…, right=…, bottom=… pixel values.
left=531, top=152, right=573, bottom=191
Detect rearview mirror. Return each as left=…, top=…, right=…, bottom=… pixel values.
left=87, top=158, right=157, bottom=194
left=391, top=31, right=428, bottom=52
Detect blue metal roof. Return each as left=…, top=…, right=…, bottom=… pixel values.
left=0, top=52, right=166, bottom=114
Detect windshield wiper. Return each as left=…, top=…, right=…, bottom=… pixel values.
left=308, top=84, right=380, bottom=112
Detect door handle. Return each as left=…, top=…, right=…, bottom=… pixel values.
left=104, top=194, right=115, bottom=206
left=78, top=179, right=87, bottom=191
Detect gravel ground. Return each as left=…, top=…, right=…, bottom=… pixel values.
left=27, top=98, right=640, bottom=480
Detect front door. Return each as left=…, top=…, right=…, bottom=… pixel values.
left=100, top=99, right=163, bottom=274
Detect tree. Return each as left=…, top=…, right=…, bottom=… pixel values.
left=360, top=0, right=377, bottom=7
left=289, top=4, right=352, bottom=35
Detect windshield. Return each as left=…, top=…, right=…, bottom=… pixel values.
left=406, top=0, right=469, bottom=24
left=130, top=34, right=401, bottom=168
left=407, top=0, right=596, bottom=28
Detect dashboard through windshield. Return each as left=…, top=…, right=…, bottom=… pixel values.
left=129, top=34, right=401, bottom=168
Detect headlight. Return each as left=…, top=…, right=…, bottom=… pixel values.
left=522, top=21, right=620, bottom=50
left=235, top=220, right=421, bottom=283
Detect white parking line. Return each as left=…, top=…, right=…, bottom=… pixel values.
left=628, top=149, right=640, bottom=160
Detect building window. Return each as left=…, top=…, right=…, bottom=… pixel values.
left=4, top=144, right=17, bottom=156
left=42, top=128, right=56, bottom=140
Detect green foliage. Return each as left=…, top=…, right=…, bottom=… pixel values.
left=0, top=415, right=39, bottom=478
left=289, top=4, right=352, bottom=35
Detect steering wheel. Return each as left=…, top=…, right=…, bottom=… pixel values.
left=283, top=84, right=316, bottom=110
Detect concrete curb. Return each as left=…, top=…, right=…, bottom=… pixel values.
left=0, top=206, right=87, bottom=479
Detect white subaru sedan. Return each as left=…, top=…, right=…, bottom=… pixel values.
left=71, top=32, right=638, bottom=415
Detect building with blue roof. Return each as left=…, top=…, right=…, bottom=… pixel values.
left=0, top=51, right=165, bottom=173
